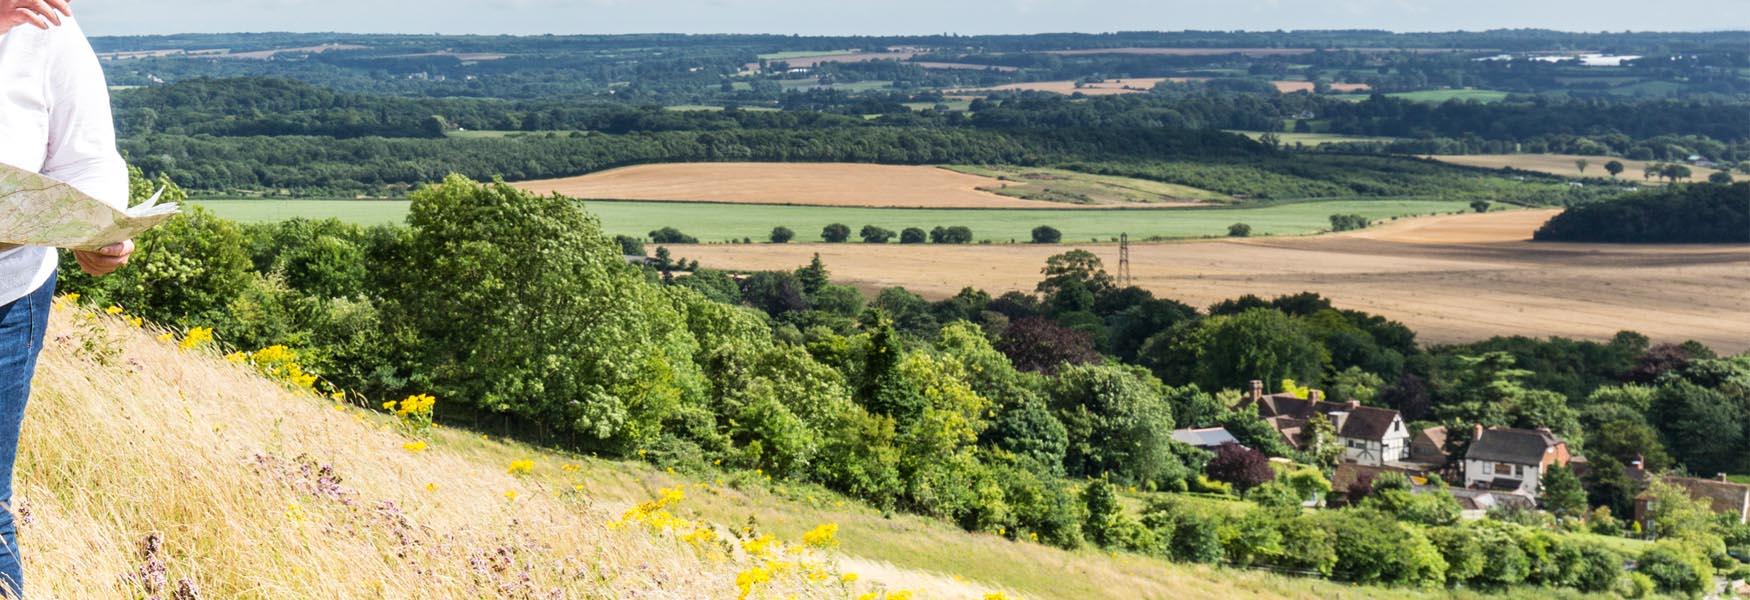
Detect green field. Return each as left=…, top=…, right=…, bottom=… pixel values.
left=193, top=198, right=1474, bottom=242
left=756, top=50, right=855, bottom=61
left=1227, top=131, right=1402, bottom=146
left=1332, top=88, right=1512, bottom=103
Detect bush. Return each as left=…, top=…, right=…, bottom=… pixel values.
left=859, top=225, right=895, bottom=244
left=614, top=234, right=646, bottom=256
left=1227, top=223, right=1251, bottom=237
left=821, top=223, right=851, bottom=243
left=1320, top=509, right=1448, bottom=587
left=1637, top=542, right=1712, bottom=597
left=1623, top=571, right=1655, bottom=598
left=649, top=226, right=698, bottom=244
left=1328, top=214, right=1371, bottom=232
left=1572, top=544, right=1624, bottom=593
left=930, top=225, right=974, bottom=244
left=1535, top=182, right=1749, bottom=243
left=1206, top=444, right=1274, bottom=492
left=1031, top=225, right=1063, bottom=244
left=1169, top=512, right=1224, bottom=564
left=900, top=227, right=927, bottom=244
left=769, top=226, right=795, bottom=244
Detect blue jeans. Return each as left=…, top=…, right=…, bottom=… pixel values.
left=0, top=271, right=52, bottom=596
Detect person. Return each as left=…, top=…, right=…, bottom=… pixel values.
left=1, top=0, right=135, bottom=594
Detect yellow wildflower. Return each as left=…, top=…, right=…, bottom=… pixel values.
left=105, top=305, right=123, bottom=315
left=984, top=593, right=1009, bottom=600
left=504, top=490, right=519, bottom=502
left=840, top=572, right=859, bottom=583
left=425, top=483, right=438, bottom=492
left=742, top=533, right=779, bottom=559
left=285, top=502, right=308, bottom=524
left=507, top=459, right=535, bottom=475
left=801, top=523, right=839, bottom=549
left=125, top=316, right=143, bottom=328
left=402, top=441, right=428, bottom=453
left=155, top=332, right=175, bottom=342
left=178, top=326, right=213, bottom=350
left=734, top=565, right=772, bottom=600
left=560, top=463, right=580, bottom=473
left=62, top=293, right=79, bottom=304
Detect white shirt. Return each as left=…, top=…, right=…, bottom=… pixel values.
left=0, top=16, right=128, bottom=306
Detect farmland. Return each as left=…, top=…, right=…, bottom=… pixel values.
left=952, top=78, right=1365, bottom=95
left=190, top=197, right=1473, bottom=242
left=511, top=163, right=1228, bottom=209
left=512, top=163, right=1088, bottom=209
left=1228, top=131, right=1402, bottom=147
left=676, top=210, right=1750, bottom=352
left=1427, top=153, right=1727, bottom=182
left=1332, top=88, right=1513, bottom=103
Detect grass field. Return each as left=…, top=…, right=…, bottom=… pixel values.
left=944, top=165, right=1228, bottom=205
left=1228, top=131, right=1401, bottom=146
left=193, top=197, right=1475, bottom=242
left=513, top=163, right=1102, bottom=209
left=1333, top=88, right=1511, bottom=103
left=756, top=49, right=856, bottom=60
left=1427, top=153, right=1725, bottom=182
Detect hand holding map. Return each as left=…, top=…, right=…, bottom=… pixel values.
left=0, top=162, right=179, bottom=251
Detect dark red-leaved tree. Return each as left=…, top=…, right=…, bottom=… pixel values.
left=995, top=316, right=1100, bottom=374
left=1205, top=443, right=1274, bottom=492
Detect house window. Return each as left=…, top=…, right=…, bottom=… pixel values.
left=1348, top=440, right=1365, bottom=449
left=1495, top=462, right=1514, bottom=476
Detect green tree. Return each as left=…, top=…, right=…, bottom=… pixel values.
left=821, top=223, right=851, bottom=243
left=899, top=227, right=927, bottom=244
left=1604, top=160, right=1624, bottom=178
left=1538, top=464, right=1587, bottom=520
left=1081, top=478, right=1120, bottom=548
left=769, top=226, right=795, bottom=243
left=1469, top=200, right=1491, bottom=213
left=859, top=225, right=895, bottom=244
left=1047, top=364, right=1187, bottom=487
left=1031, top=225, right=1063, bottom=244
left=1227, top=223, right=1251, bottom=237
left=795, top=253, right=830, bottom=296
left=1574, top=158, right=1589, bottom=174
left=384, top=175, right=703, bottom=454
left=1142, top=308, right=1329, bottom=392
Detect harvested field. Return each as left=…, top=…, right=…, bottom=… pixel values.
left=911, top=62, right=1021, bottom=72
left=221, top=43, right=369, bottom=59
left=513, top=163, right=1119, bottom=209
left=747, top=51, right=919, bottom=70
left=679, top=210, right=1750, bottom=352
left=953, top=78, right=1175, bottom=96
left=1427, top=154, right=1726, bottom=183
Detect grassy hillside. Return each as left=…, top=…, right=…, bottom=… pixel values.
left=20, top=301, right=1553, bottom=599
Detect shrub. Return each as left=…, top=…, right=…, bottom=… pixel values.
left=1227, top=223, right=1251, bottom=237
left=1328, top=214, right=1371, bottom=232
left=1276, top=514, right=1337, bottom=576
left=1031, top=225, right=1063, bottom=244
left=1221, top=511, right=1285, bottom=566
left=821, top=223, right=851, bottom=243
left=649, top=226, right=698, bottom=244
left=1320, top=509, right=1448, bottom=587
left=614, top=234, right=646, bottom=256
left=1572, top=544, right=1623, bottom=593
left=899, top=227, right=927, bottom=244
left=1206, top=444, right=1273, bottom=492
left=930, top=225, right=974, bottom=244
left=1081, top=479, right=1120, bottom=548
left=1623, top=571, right=1655, bottom=598
left=769, top=226, right=794, bottom=244
left=1169, top=512, right=1224, bottom=564
left=859, top=225, right=895, bottom=244
left=1637, top=542, right=1712, bottom=597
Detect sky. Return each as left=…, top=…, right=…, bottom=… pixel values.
left=73, top=0, right=1750, bottom=37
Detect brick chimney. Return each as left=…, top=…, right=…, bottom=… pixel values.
left=1249, top=379, right=1264, bottom=403
left=1472, top=423, right=1484, bottom=442
left=1343, top=400, right=1360, bottom=410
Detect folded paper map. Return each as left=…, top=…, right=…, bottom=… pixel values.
left=0, top=162, right=178, bottom=251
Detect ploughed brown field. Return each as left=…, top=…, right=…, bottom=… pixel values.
left=680, top=210, right=1750, bottom=352
left=513, top=163, right=1141, bottom=208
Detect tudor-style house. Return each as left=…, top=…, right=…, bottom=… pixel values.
left=1461, top=425, right=1571, bottom=496
left=1237, top=380, right=1412, bottom=467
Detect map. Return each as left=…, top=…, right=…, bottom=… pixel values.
left=0, top=163, right=178, bottom=251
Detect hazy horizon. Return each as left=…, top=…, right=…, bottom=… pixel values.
left=72, top=0, right=1750, bottom=37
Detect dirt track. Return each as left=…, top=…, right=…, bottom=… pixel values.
left=680, top=210, right=1750, bottom=352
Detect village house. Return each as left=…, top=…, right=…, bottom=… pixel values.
left=1237, top=380, right=1412, bottom=467
left=1170, top=427, right=1240, bottom=451
left=1628, top=464, right=1750, bottom=526
left=1461, top=425, right=1571, bottom=496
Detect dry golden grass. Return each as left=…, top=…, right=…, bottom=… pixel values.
left=1426, top=154, right=1726, bottom=183
left=18, top=306, right=850, bottom=599
left=681, top=210, right=1750, bottom=353
left=951, top=78, right=1365, bottom=95
left=513, top=163, right=1121, bottom=209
